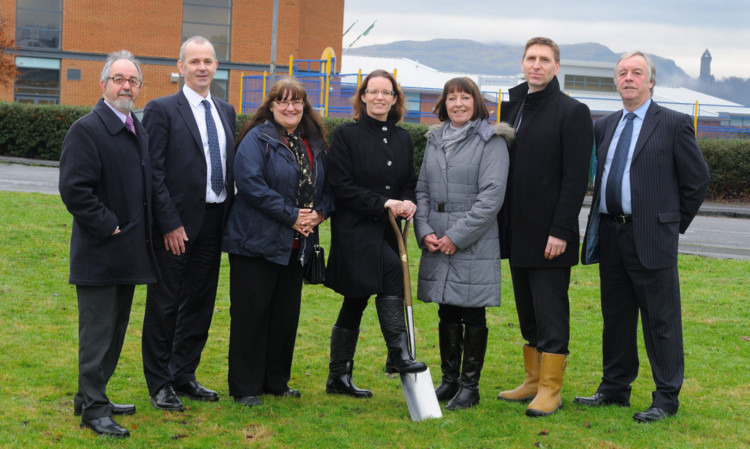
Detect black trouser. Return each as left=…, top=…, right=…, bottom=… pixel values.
left=335, top=239, right=403, bottom=330
left=510, top=266, right=571, bottom=355
left=597, top=219, right=683, bottom=413
left=227, top=252, right=304, bottom=397
left=438, top=304, right=486, bottom=328
left=75, top=285, right=134, bottom=420
left=142, top=205, right=223, bottom=396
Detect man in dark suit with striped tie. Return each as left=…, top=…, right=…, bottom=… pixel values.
left=575, top=51, right=710, bottom=423
left=142, top=36, right=236, bottom=411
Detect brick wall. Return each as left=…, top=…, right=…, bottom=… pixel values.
left=1, top=0, right=345, bottom=111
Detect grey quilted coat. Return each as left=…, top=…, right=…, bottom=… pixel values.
left=414, top=119, right=512, bottom=307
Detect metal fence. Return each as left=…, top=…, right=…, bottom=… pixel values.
left=240, top=72, right=750, bottom=138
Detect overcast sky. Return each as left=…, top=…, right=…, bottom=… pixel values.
left=343, top=0, right=750, bottom=79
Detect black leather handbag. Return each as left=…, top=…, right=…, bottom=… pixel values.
left=304, top=235, right=326, bottom=284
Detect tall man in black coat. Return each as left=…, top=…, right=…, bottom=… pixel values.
left=59, top=50, right=157, bottom=438
left=497, top=37, right=593, bottom=417
left=142, top=36, right=236, bottom=410
left=574, top=51, right=709, bottom=423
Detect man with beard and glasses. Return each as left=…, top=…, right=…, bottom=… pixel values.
left=59, top=50, right=157, bottom=438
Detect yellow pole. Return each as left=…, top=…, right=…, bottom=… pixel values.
left=694, top=101, right=699, bottom=138
left=393, top=68, right=397, bottom=81
left=357, top=69, right=362, bottom=87
left=239, top=72, right=245, bottom=114
left=324, top=53, right=332, bottom=118
left=288, top=55, right=293, bottom=77
left=263, top=71, right=268, bottom=100
left=497, top=89, right=502, bottom=124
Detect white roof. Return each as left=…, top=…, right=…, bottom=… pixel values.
left=341, top=54, right=750, bottom=117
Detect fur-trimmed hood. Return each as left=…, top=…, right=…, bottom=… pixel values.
left=426, top=119, right=515, bottom=146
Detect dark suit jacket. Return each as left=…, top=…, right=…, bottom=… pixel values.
left=143, top=90, right=236, bottom=242
left=582, top=101, right=710, bottom=269
left=59, top=99, right=158, bottom=285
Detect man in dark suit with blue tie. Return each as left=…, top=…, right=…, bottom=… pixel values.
left=142, top=36, right=236, bottom=411
left=575, top=51, right=710, bottom=423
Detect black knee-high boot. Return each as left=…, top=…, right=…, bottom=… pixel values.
left=446, top=326, right=488, bottom=410
left=376, top=296, right=427, bottom=374
left=435, top=321, right=462, bottom=401
left=326, top=326, right=373, bottom=398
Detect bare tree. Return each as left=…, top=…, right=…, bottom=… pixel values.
left=0, top=14, right=18, bottom=87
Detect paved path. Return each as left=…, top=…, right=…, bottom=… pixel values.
left=2, top=158, right=749, bottom=260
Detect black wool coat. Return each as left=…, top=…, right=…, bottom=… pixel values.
left=498, top=77, right=593, bottom=267
left=325, top=115, right=417, bottom=297
left=59, top=99, right=158, bottom=285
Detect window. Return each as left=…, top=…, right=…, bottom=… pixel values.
left=404, top=91, right=421, bottom=123
left=182, top=0, right=232, bottom=61
left=178, top=69, right=229, bottom=102
left=14, top=57, right=60, bottom=104
left=564, top=75, right=616, bottom=92
left=16, top=0, right=62, bottom=50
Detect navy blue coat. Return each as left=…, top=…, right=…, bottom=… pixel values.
left=222, top=121, right=333, bottom=266
left=59, top=99, right=158, bottom=286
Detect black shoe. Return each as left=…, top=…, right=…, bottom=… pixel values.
left=326, top=326, right=373, bottom=398
left=277, top=389, right=301, bottom=398
left=375, top=296, right=427, bottom=374
left=445, top=326, right=487, bottom=411
left=435, top=321, right=463, bottom=402
left=174, top=380, right=219, bottom=402
left=574, top=392, right=630, bottom=407
left=74, top=401, right=136, bottom=417
left=234, top=395, right=262, bottom=407
left=80, top=416, right=130, bottom=438
left=633, top=406, right=675, bottom=423
left=150, top=385, right=184, bottom=411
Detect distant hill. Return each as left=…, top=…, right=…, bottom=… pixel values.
left=346, top=39, right=750, bottom=105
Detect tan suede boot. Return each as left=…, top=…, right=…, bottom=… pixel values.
left=526, top=352, right=567, bottom=417
left=497, top=345, right=540, bottom=402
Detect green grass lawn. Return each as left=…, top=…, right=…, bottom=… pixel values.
left=0, top=191, right=748, bottom=448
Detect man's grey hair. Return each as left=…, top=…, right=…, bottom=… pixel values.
left=100, top=50, right=142, bottom=84
left=615, top=50, right=656, bottom=94
left=179, top=36, right=217, bottom=62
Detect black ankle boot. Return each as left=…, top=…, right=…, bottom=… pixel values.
left=326, top=326, right=372, bottom=398
left=435, top=322, right=462, bottom=401
left=376, top=296, right=427, bottom=374
left=447, top=326, right=488, bottom=410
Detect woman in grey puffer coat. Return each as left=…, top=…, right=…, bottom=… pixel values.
left=414, top=77, right=512, bottom=411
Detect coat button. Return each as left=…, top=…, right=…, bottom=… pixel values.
left=382, top=126, right=388, bottom=132
left=387, top=160, right=392, bottom=166
left=385, top=185, right=391, bottom=190
left=383, top=138, right=388, bottom=144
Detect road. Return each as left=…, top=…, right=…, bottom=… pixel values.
left=2, top=161, right=749, bottom=260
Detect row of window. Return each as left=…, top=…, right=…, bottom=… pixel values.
left=15, top=57, right=229, bottom=105
left=14, top=0, right=233, bottom=104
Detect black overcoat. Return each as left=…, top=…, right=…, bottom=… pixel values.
left=498, top=76, right=593, bottom=267
left=325, top=115, right=417, bottom=297
left=59, top=99, right=158, bottom=285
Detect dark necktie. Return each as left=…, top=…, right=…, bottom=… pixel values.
left=201, top=99, right=224, bottom=195
left=125, top=115, right=135, bottom=135
left=605, top=112, right=636, bottom=215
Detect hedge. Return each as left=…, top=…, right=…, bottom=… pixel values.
left=1, top=102, right=748, bottom=200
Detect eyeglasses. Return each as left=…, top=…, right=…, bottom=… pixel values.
left=275, top=100, right=304, bottom=108
left=108, top=76, right=142, bottom=87
left=365, top=89, right=395, bottom=98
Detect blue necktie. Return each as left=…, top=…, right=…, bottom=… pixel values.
left=201, top=99, right=224, bottom=195
left=605, top=112, right=636, bottom=215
